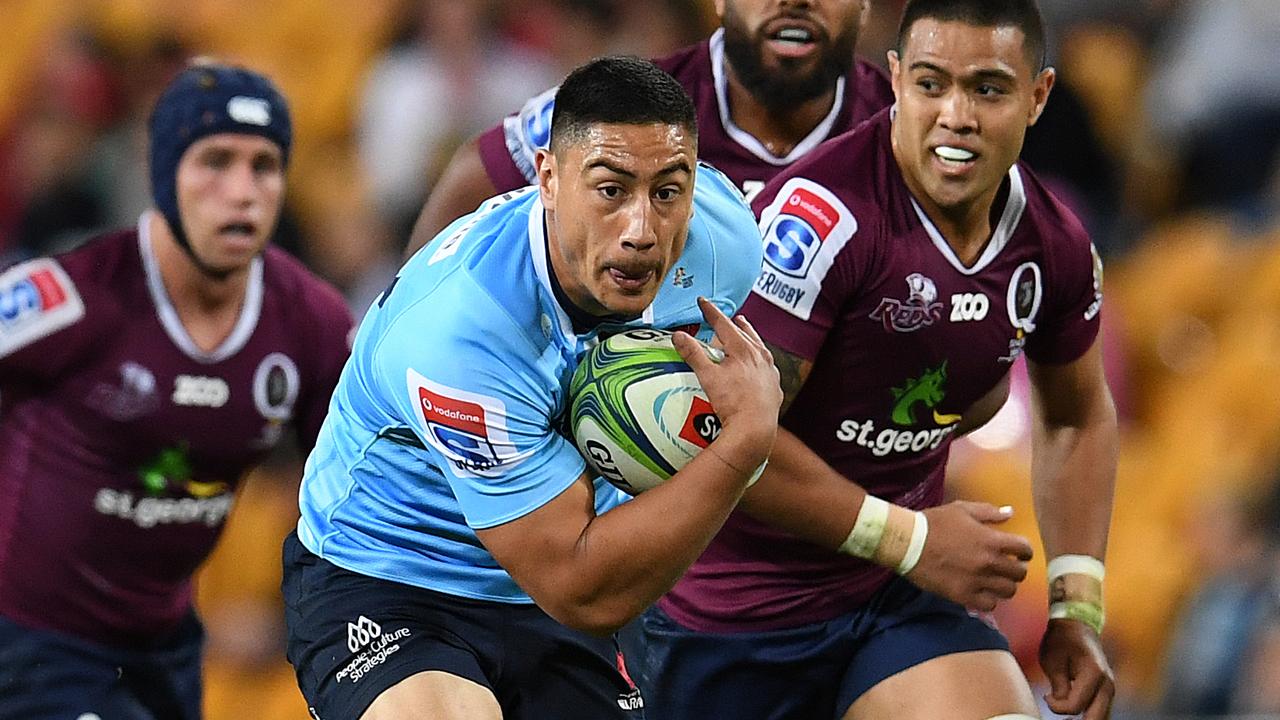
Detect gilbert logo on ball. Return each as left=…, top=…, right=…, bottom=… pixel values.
left=569, top=328, right=720, bottom=494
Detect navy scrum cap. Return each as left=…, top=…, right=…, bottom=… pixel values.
left=148, top=61, right=292, bottom=265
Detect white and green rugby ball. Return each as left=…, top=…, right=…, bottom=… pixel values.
left=569, top=328, right=722, bottom=495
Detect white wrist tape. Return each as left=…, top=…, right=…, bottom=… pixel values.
left=838, top=495, right=889, bottom=559
left=1047, top=554, right=1105, bottom=582
left=896, top=511, right=928, bottom=575
left=1047, top=554, right=1106, bottom=634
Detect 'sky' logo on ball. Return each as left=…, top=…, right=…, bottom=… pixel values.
left=678, top=396, right=721, bottom=449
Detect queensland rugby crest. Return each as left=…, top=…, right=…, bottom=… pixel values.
left=999, top=261, right=1043, bottom=363
left=250, top=352, right=301, bottom=448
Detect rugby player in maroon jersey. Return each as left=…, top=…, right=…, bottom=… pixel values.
left=0, top=62, right=352, bottom=719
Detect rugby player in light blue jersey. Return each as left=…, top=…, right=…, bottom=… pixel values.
left=283, top=56, right=781, bottom=720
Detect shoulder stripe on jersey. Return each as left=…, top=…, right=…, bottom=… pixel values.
left=0, top=257, right=86, bottom=358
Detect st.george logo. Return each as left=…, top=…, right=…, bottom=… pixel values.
left=764, top=187, right=840, bottom=278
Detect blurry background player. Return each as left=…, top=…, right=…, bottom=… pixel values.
left=403, top=0, right=895, bottom=256
left=282, top=57, right=779, bottom=720
left=0, top=62, right=353, bottom=720
left=638, top=1, right=1118, bottom=719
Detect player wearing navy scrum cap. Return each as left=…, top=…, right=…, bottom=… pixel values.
left=148, top=60, right=293, bottom=278
left=0, top=61, right=351, bottom=719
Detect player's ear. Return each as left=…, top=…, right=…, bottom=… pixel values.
left=713, top=0, right=726, bottom=19
left=1027, top=66, right=1055, bottom=127
left=536, top=148, right=558, bottom=210
left=887, top=50, right=902, bottom=99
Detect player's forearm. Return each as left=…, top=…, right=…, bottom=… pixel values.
left=738, top=427, right=864, bottom=550
left=1030, top=403, right=1117, bottom=559
left=551, top=427, right=767, bottom=635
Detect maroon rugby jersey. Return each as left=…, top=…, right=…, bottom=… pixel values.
left=0, top=216, right=352, bottom=648
left=476, top=30, right=894, bottom=201
left=661, top=108, right=1104, bottom=632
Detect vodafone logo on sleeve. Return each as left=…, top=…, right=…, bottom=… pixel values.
left=406, top=369, right=519, bottom=477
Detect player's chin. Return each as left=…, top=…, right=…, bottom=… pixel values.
left=596, top=284, right=657, bottom=318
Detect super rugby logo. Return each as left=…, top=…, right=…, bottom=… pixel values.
left=1084, top=243, right=1104, bottom=321
left=0, top=267, right=66, bottom=325
left=522, top=91, right=555, bottom=150
left=764, top=186, right=837, bottom=278
left=0, top=258, right=84, bottom=358
left=504, top=85, right=559, bottom=182
left=753, top=178, right=857, bottom=321
left=407, top=370, right=517, bottom=477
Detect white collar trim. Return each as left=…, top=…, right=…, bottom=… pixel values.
left=709, top=28, right=847, bottom=167
left=138, top=211, right=264, bottom=363
left=910, top=165, right=1027, bottom=275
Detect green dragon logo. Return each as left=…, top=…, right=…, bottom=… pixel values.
left=137, top=445, right=226, bottom=498
left=889, top=362, right=962, bottom=427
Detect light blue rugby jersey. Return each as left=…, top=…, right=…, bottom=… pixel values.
left=297, top=163, right=762, bottom=603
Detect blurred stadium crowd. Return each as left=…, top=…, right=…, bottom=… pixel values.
left=1, top=0, right=1278, bottom=718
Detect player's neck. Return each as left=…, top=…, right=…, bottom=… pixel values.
left=897, top=165, right=1005, bottom=267
left=148, top=212, right=250, bottom=350
left=724, top=68, right=837, bottom=157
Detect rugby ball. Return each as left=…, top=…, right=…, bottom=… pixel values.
left=569, top=328, right=721, bottom=494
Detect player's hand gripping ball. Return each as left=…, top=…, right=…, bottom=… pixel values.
left=569, top=328, right=722, bottom=494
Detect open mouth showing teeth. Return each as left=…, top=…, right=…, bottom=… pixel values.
left=772, top=27, right=814, bottom=44
left=934, top=146, right=976, bottom=163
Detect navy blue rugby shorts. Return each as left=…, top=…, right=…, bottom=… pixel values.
left=282, top=531, right=645, bottom=720
left=0, top=611, right=203, bottom=720
left=637, top=576, right=1010, bottom=720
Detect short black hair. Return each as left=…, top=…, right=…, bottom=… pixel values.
left=897, top=0, right=1047, bottom=71
left=550, top=55, right=697, bottom=153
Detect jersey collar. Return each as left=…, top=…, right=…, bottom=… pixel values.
left=909, top=165, right=1028, bottom=276
left=138, top=210, right=264, bottom=363
left=708, top=28, right=847, bottom=167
